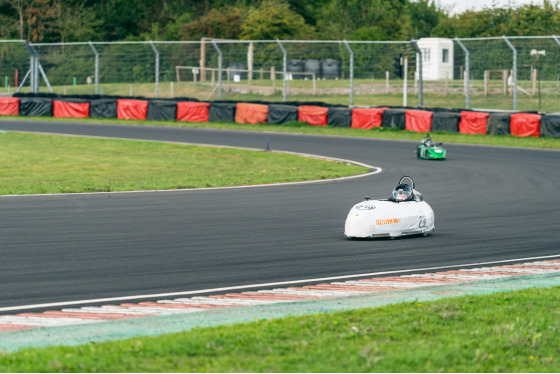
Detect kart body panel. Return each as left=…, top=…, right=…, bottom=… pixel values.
left=417, top=143, right=446, bottom=160
left=344, top=199, right=435, bottom=238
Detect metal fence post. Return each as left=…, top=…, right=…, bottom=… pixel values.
left=455, top=38, right=470, bottom=109
left=343, top=40, right=354, bottom=108
left=211, top=40, right=223, bottom=100
left=552, top=35, right=560, bottom=49
left=24, top=42, right=37, bottom=93
left=503, top=36, right=517, bottom=111
left=25, top=43, right=53, bottom=93
left=88, top=41, right=99, bottom=94
left=37, top=63, right=53, bottom=93
left=410, top=40, right=423, bottom=107
left=149, top=41, right=160, bottom=98
left=276, top=40, right=287, bottom=102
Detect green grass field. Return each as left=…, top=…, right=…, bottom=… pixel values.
left=2, top=286, right=559, bottom=372
left=0, top=132, right=367, bottom=195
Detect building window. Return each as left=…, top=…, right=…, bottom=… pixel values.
left=422, top=48, right=431, bottom=62
left=442, top=48, right=449, bottom=63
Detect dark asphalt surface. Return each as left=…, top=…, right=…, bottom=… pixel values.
left=1, top=119, right=559, bottom=309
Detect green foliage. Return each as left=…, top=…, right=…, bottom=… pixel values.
left=163, top=12, right=193, bottom=41
left=317, top=0, right=413, bottom=40
left=2, top=0, right=560, bottom=43
left=349, top=26, right=389, bottom=41
left=52, top=0, right=101, bottom=43
left=177, top=6, right=246, bottom=40
left=407, top=0, right=446, bottom=39
left=432, top=2, right=560, bottom=38
left=240, top=0, right=316, bottom=40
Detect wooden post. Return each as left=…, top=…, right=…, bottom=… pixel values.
left=532, top=68, right=537, bottom=95
left=385, top=71, right=389, bottom=94
left=248, top=41, right=253, bottom=84
left=170, top=81, right=174, bottom=98
left=248, top=68, right=252, bottom=94
left=484, top=70, right=488, bottom=96
left=312, top=72, right=317, bottom=96
left=445, top=71, right=449, bottom=96
left=502, top=70, right=507, bottom=95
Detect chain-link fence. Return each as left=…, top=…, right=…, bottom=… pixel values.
left=2, top=37, right=560, bottom=112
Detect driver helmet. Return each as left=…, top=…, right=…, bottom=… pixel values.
left=392, top=184, right=413, bottom=201
left=423, top=134, right=433, bottom=146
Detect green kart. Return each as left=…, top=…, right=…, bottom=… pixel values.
left=417, top=134, right=446, bottom=160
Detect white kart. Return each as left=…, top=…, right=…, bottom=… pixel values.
left=344, top=176, right=434, bottom=239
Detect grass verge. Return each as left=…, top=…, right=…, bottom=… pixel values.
left=0, top=132, right=367, bottom=195
left=1, top=286, right=559, bottom=372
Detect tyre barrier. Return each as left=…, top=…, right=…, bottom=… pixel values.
left=1, top=93, right=559, bottom=138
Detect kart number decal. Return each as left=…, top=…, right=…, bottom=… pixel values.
left=376, top=218, right=400, bottom=225
left=419, top=216, right=426, bottom=228
left=356, top=205, right=376, bottom=210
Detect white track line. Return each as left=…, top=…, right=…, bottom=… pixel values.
left=3, top=254, right=560, bottom=313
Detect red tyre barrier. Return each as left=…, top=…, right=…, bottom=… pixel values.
left=117, top=99, right=148, bottom=120
left=510, top=113, right=541, bottom=137
left=176, top=101, right=210, bottom=122
left=351, top=108, right=384, bottom=129
left=0, top=97, right=19, bottom=116
left=405, top=109, right=433, bottom=133
left=298, top=105, right=328, bottom=126
left=459, top=111, right=489, bottom=134
left=53, top=100, right=90, bottom=118
left=235, top=102, right=269, bottom=124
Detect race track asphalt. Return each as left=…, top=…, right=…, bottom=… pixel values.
left=1, top=119, right=559, bottom=310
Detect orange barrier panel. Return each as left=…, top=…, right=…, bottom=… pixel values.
left=405, top=109, right=433, bottom=133
left=0, top=97, right=19, bottom=116
left=235, top=102, right=269, bottom=124
left=459, top=111, right=489, bottom=134
left=117, top=99, right=148, bottom=120
left=298, top=105, right=328, bottom=126
left=510, top=113, right=541, bottom=137
left=53, top=100, right=90, bottom=118
left=176, top=101, right=210, bottom=122
left=351, top=108, right=384, bottom=129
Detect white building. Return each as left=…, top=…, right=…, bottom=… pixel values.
left=415, top=38, right=454, bottom=81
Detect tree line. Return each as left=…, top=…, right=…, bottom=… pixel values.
left=2, top=0, right=560, bottom=43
